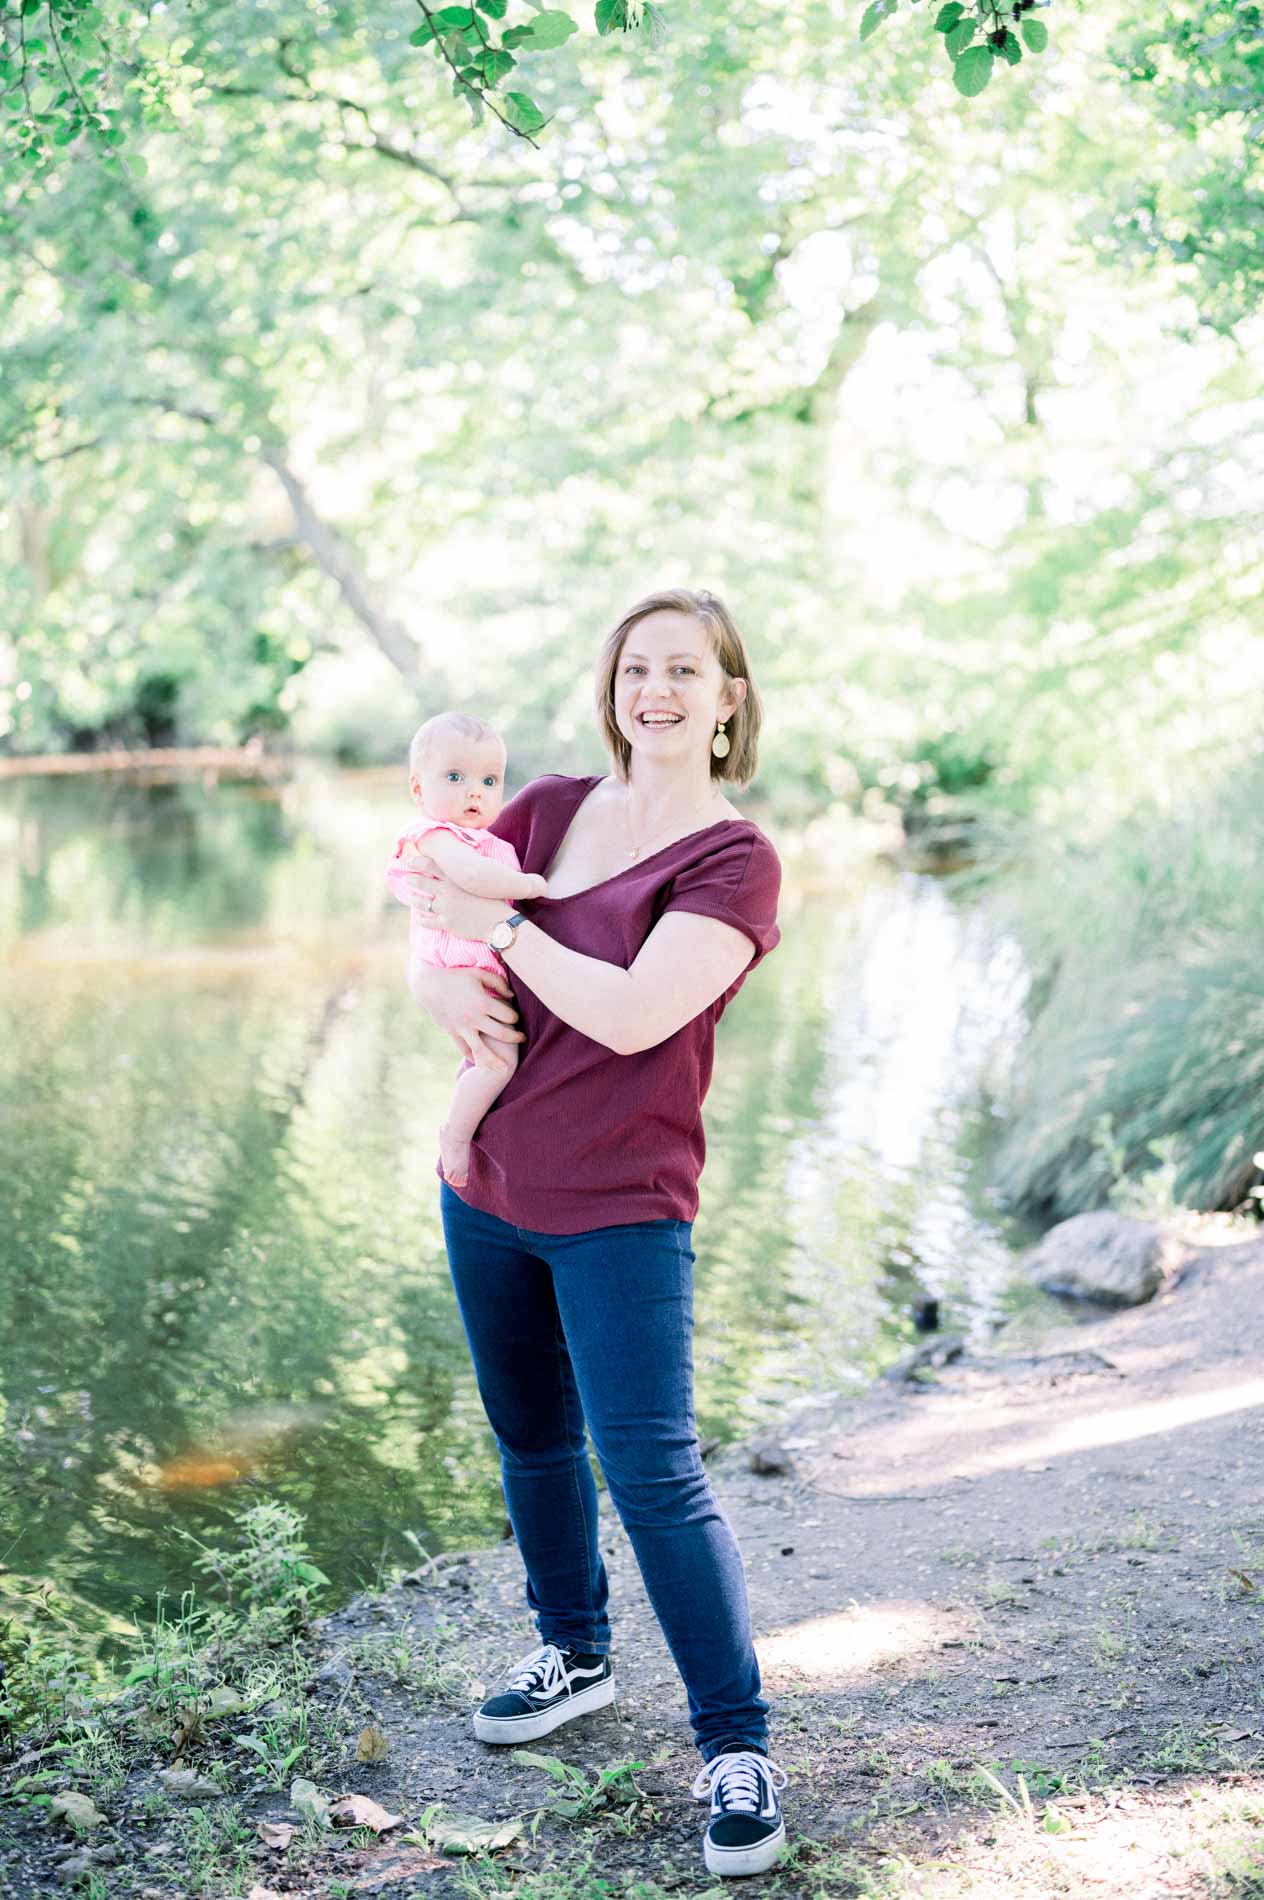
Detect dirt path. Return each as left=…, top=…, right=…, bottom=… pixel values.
left=290, top=1237, right=1263, bottom=1897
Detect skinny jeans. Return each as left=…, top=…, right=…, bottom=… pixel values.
left=439, top=1179, right=769, bottom=1762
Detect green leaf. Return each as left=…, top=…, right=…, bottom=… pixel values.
left=933, top=1, right=964, bottom=26
left=944, top=16, right=975, bottom=56
left=595, top=0, right=626, bottom=33
left=518, top=9, right=578, bottom=46
left=502, top=24, right=537, bottom=45
left=512, top=1751, right=572, bottom=1778
left=476, top=0, right=509, bottom=13
left=859, top=1, right=891, bottom=42
left=501, top=88, right=549, bottom=131
left=409, top=20, right=436, bottom=43
left=1021, top=16, right=1047, bottom=50
left=481, top=48, right=516, bottom=82
left=432, top=5, right=476, bottom=23
left=27, top=80, right=55, bottom=112
left=953, top=41, right=994, bottom=92
left=999, top=28, right=1022, bottom=62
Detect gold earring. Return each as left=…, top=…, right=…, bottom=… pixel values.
left=711, top=720, right=730, bottom=759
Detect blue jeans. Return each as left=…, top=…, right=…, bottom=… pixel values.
left=439, top=1180, right=769, bottom=1762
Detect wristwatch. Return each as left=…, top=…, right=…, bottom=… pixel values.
left=487, top=910, right=528, bottom=954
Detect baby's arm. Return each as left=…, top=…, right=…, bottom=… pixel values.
left=406, top=828, right=546, bottom=903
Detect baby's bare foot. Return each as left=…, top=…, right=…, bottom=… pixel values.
left=439, top=1125, right=471, bottom=1188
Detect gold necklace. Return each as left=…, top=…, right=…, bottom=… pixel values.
left=623, top=785, right=723, bottom=861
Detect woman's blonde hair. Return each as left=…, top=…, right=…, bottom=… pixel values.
left=594, top=588, right=764, bottom=789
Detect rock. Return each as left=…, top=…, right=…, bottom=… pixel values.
left=1022, top=1211, right=1182, bottom=1306
left=882, top=1335, right=967, bottom=1383
left=748, top=1437, right=794, bottom=1476
left=90, top=1843, right=120, bottom=1864
left=56, top=1855, right=95, bottom=1886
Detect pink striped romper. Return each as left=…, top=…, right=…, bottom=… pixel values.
left=387, top=818, right=524, bottom=976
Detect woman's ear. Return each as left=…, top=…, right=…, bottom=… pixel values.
left=723, top=677, right=748, bottom=719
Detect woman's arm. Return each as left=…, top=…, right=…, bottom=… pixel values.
left=398, top=854, right=754, bottom=1053
left=502, top=910, right=755, bottom=1054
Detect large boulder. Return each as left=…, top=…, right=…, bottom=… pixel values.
left=1022, top=1211, right=1181, bottom=1307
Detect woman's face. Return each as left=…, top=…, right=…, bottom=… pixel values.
left=613, top=610, right=743, bottom=770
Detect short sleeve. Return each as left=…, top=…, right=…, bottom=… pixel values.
left=661, top=830, right=782, bottom=971
left=385, top=819, right=477, bottom=907
left=489, top=774, right=572, bottom=863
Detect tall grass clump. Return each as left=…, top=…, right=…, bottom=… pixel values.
left=979, top=753, right=1264, bottom=1222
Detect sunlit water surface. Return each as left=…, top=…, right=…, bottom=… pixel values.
left=0, top=769, right=1038, bottom=1651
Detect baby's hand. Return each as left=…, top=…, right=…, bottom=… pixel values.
left=521, top=873, right=549, bottom=899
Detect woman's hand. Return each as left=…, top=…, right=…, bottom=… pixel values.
left=400, top=854, right=512, bottom=943
left=407, top=960, right=525, bottom=1069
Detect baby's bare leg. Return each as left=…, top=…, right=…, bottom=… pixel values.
left=439, top=1038, right=519, bottom=1188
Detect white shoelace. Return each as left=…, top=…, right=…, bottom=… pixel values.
left=691, top=1750, right=789, bottom=1814
left=505, top=1643, right=568, bottom=1699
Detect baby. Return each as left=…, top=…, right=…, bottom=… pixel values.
left=386, top=710, right=546, bottom=1187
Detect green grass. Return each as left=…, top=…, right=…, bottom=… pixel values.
left=976, top=755, right=1264, bottom=1219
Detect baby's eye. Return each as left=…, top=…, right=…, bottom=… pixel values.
left=483, top=776, right=498, bottom=786
left=445, top=771, right=462, bottom=782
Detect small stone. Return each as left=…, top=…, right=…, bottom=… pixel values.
left=748, top=1437, right=793, bottom=1476
left=57, top=1856, right=94, bottom=1886
left=91, top=1843, right=120, bottom=1864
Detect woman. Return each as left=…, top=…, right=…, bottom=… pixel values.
left=401, top=588, right=788, bottom=1877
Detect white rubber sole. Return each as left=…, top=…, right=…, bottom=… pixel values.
left=703, top=1818, right=787, bottom=1876
left=472, top=1673, right=617, bottom=1744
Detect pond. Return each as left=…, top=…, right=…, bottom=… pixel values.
left=0, top=767, right=1039, bottom=1657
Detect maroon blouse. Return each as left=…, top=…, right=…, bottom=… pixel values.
left=440, top=773, right=782, bottom=1234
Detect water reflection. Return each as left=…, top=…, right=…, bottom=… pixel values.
left=0, top=769, right=1029, bottom=1647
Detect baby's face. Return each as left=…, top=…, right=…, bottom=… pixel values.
left=411, top=737, right=507, bottom=829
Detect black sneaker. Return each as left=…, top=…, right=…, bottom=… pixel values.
left=691, top=1750, right=788, bottom=1876
left=472, top=1642, right=615, bottom=1744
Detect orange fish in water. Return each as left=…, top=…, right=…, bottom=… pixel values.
left=155, top=1452, right=254, bottom=1491
left=154, top=1403, right=329, bottom=1490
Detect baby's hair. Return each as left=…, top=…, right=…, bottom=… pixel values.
left=408, top=710, right=503, bottom=780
